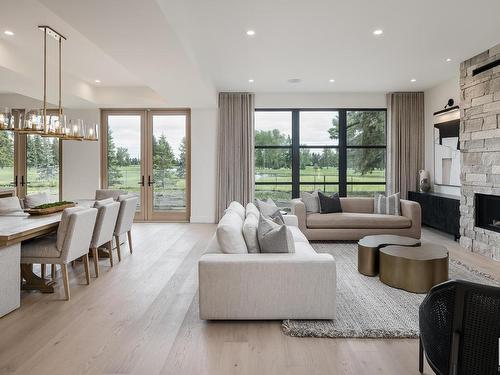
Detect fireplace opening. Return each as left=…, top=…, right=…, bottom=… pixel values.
left=475, top=193, right=500, bottom=233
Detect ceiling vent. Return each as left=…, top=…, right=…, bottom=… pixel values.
left=472, top=59, right=500, bottom=76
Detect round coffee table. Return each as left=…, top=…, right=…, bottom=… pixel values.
left=379, top=244, right=449, bottom=293
left=357, top=235, right=421, bottom=276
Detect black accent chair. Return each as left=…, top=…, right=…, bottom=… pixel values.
left=419, top=279, right=500, bottom=375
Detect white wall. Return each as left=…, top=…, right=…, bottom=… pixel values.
left=190, top=108, right=218, bottom=223
left=255, top=92, right=387, bottom=108
left=423, top=76, right=461, bottom=196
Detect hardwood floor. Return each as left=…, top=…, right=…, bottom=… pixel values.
left=0, top=224, right=498, bottom=375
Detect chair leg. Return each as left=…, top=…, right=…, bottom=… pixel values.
left=107, top=241, right=114, bottom=267
left=419, top=337, right=424, bottom=373
left=51, top=264, right=56, bottom=279
left=83, top=254, right=90, bottom=285
left=92, top=247, right=99, bottom=277
left=127, top=231, right=133, bottom=254
left=61, top=264, right=70, bottom=301
left=115, top=235, right=122, bottom=262
left=41, top=264, right=46, bottom=279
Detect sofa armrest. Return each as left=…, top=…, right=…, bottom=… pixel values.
left=291, top=198, right=307, bottom=232
left=198, top=253, right=336, bottom=320
left=283, top=214, right=298, bottom=227
left=401, top=199, right=421, bottom=238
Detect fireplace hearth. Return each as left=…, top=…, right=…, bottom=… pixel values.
left=475, top=193, right=500, bottom=234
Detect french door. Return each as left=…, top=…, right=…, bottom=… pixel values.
left=101, top=109, right=190, bottom=222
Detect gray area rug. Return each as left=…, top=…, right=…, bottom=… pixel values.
left=282, top=242, right=499, bottom=339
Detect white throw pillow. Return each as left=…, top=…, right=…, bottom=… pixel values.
left=242, top=213, right=260, bottom=253
left=245, top=202, right=260, bottom=218
left=225, top=201, right=246, bottom=220
left=256, top=198, right=280, bottom=217
left=257, top=214, right=295, bottom=254
left=374, top=192, right=401, bottom=215
left=24, top=192, right=51, bottom=208
left=300, top=190, right=320, bottom=213
left=216, top=211, right=248, bottom=254
left=0, top=197, right=22, bottom=213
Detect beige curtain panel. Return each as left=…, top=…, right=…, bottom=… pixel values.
left=388, top=92, right=424, bottom=199
left=216, top=92, right=255, bottom=221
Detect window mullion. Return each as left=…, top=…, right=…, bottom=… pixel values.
left=291, top=110, right=300, bottom=198
left=339, top=110, right=347, bottom=197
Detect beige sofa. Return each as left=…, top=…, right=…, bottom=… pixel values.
left=291, top=197, right=421, bottom=241
left=198, top=203, right=336, bottom=320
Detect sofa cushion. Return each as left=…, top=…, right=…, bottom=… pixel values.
left=257, top=214, right=295, bottom=253
left=306, top=212, right=411, bottom=229
left=293, top=242, right=319, bottom=257
left=245, top=202, right=259, bottom=218
left=225, top=201, right=245, bottom=220
left=288, top=226, right=309, bottom=243
left=339, top=197, right=374, bottom=213
left=216, top=211, right=248, bottom=254
left=242, top=213, right=260, bottom=253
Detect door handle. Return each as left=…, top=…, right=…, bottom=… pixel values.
left=20, top=176, right=25, bottom=187
left=148, top=176, right=154, bottom=186
left=138, top=175, right=145, bottom=186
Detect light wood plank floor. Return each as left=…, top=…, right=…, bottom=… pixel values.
left=0, top=224, right=498, bottom=375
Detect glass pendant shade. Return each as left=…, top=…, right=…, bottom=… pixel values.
left=67, top=119, right=84, bottom=139
left=0, top=108, right=13, bottom=130
left=21, top=109, right=43, bottom=132
left=84, top=123, right=98, bottom=141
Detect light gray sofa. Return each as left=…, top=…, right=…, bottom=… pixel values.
left=198, top=204, right=337, bottom=320
left=291, top=197, right=421, bottom=241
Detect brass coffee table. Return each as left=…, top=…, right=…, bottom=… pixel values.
left=379, top=244, right=449, bottom=293
left=357, top=235, right=421, bottom=276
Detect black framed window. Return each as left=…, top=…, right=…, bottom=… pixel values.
left=255, top=109, right=386, bottom=207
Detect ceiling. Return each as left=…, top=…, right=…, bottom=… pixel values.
left=1, top=0, right=499, bottom=108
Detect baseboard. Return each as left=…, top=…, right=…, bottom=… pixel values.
left=190, top=215, right=216, bottom=223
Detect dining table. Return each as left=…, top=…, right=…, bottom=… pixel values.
left=0, top=212, right=61, bottom=317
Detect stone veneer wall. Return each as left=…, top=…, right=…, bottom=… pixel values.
left=459, top=43, right=500, bottom=260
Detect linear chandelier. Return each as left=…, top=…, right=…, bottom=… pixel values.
left=0, top=26, right=98, bottom=141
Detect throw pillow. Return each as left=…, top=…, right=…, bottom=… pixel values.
left=245, top=202, right=260, bottom=218
left=242, top=213, right=260, bottom=253
left=225, top=201, right=246, bottom=220
left=269, top=209, right=285, bottom=225
left=257, top=214, right=295, bottom=253
left=374, top=192, right=401, bottom=215
left=318, top=191, right=342, bottom=214
left=24, top=192, right=50, bottom=209
left=0, top=197, right=22, bottom=213
left=300, top=190, right=320, bottom=213
left=216, top=210, right=248, bottom=254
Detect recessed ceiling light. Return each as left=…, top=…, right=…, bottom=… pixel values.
left=246, top=30, right=255, bottom=36
left=287, top=78, right=302, bottom=84
left=445, top=58, right=452, bottom=62
left=329, top=79, right=335, bottom=83
left=94, top=79, right=101, bottom=84
left=248, top=79, right=254, bottom=83
left=410, top=78, right=417, bottom=82
left=373, top=29, right=383, bottom=36
left=4, top=30, right=14, bottom=36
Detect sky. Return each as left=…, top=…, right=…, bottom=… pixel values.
left=108, top=114, right=186, bottom=159
left=255, top=111, right=339, bottom=146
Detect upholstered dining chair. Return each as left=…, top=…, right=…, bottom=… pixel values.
left=112, top=195, right=138, bottom=262
left=95, top=189, right=127, bottom=201
left=0, top=196, right=23, bottom=214
left=419, top=279, right=500, bottom=375
left=90, top=200, right=120, bottom=276
left=21, top=207, right=98, bottom=300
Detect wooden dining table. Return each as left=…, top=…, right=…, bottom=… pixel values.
left=0, top=212, right=62, bottom=316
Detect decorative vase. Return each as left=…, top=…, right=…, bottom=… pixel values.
left=419, top=170, right=431, bottom=192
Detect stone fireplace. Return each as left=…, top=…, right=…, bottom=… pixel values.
left=459, top=43, right=500, bottom=261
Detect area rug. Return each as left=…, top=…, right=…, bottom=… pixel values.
left=282, top=242, right=499, bottom=339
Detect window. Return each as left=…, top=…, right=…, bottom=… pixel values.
left=0, top=131, right=14, bottom=189
left=254, top=109, right=386, bottom=205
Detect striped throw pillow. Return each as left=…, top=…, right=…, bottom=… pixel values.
left=374, top=192, right=401, bottom=215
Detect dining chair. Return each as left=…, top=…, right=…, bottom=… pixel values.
left=0, top=196, right=23, bottom=214
left=95, top=189, right=127, bottom=201
left=90, top=200, right=120, bottom=276
left=419, top=279, right=500, bottom=375
left=21, top=207, right=98, bottom=300
left=113, top=195, right=139, bottom=262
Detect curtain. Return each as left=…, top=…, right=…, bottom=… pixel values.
left=387, top=92, right=424, bottom=199
left=216, top=92, right=255, bottom=220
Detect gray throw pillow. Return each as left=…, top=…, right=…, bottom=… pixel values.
left=300, top=190, right=320, bottom=213
left=257, top=214, right=295, bottom=253
left=374, top=192, right=401, bottom=215
left=256, top=198, right=284, bottom=223
left=318, top=191, right=342, bottom=214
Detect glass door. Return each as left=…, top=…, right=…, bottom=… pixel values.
left=0, top=131, right=15, bottom=189
left=101, top=111, right=146, bottom=220
left=146, top=110, right=190, bottom=221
